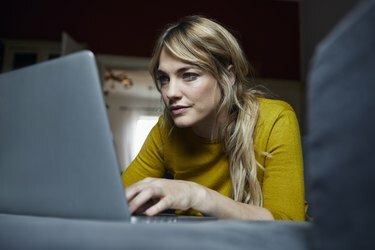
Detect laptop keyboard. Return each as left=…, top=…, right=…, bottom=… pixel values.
left=130, top=213, right=217, bottom=224
left=131, top=215, right=178, bottom=224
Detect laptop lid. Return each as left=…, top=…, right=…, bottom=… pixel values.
left=0, top=51, right=130, bottom=221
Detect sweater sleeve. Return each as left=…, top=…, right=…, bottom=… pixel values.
left=121, top=117, right=166, bottom=187
left=261, top=107, right=305, bottom=221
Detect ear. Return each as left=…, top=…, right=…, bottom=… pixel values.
left=227, top=65, right=236, bottom=86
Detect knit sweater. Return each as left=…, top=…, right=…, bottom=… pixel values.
left=122, top=98, right=305, bottom=220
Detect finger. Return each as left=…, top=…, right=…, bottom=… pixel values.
left=128, top=187, right=162, bottom=214
left=125, top=182, right=149, bottom=201
left=125, top=186, right=139, bottom=201
left=144, top=197, right=171, bottom=216
left=125, top=178, right=156, bottom=200
left=133, top=199, right=158, bottom=215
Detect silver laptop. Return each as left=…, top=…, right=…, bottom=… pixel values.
left=0, top=51, right=215, bottom=223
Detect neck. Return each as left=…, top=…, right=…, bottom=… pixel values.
left=192, top=112, right=226, bottom=140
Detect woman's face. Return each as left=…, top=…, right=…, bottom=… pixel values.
left=157, top=48, right=222, bottom=138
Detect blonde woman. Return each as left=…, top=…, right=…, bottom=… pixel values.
left=122, top=15, right=305, bottom=221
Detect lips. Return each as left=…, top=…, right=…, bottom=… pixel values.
left=169, top=105, right=190, bottom=116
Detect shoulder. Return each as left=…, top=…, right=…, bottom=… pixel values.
left=257, top=97, right=297, bottom=126
left=255, top=98, right=299, bottom=144
left=254, top=98, right=302, bottom=165
left=258, top=97, right=295, bottom=116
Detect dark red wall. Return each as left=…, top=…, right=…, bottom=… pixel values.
left=1, top=0, right=300, bottom=80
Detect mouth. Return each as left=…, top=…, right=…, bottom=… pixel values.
left=169, top=105, right=190, bottom=116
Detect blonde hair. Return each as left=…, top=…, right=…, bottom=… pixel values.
left=149, top=15, right=263, bottom=206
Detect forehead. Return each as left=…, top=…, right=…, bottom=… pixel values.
left=158, top=48, right=197, bottom=72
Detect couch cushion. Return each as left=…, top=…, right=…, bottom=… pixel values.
left=306, top=0, right=375, bottom=249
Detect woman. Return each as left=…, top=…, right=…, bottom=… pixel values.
left=122, top=15, right=305, bottom=221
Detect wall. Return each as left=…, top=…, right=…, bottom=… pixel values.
left=298, top=0, right=361, bottom=132
left=1, top=0, right=308, bottom=136
left=300, top=0, right=360, bottom=79
left=0, top=0, right=300, bottom=80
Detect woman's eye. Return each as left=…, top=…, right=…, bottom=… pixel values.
left=157, top=75, right=169, bottom=86
left=183, top=72, right=198, bottom=81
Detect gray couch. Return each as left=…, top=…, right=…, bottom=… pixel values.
left=1, top=0, right=374, bottom=249
left=306, top=0, right=375, bottom=249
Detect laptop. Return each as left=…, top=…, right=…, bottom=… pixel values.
left=0, top=51, right=215, bottom=223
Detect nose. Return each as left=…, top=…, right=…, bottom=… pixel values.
left=164, top=79, right=182, bottom=101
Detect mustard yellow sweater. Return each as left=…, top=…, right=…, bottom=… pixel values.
left=122, top=98, right=305, bottom=221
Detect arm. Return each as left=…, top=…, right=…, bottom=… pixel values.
left=261, top=108, right=305, bottom=221
left=126, top=103, right=304, bottom=220
left=122, top=117, right=166, bottom=187
left=124, top=117, right=273, bottom=219
left=126, top=177, right=274, bottom=220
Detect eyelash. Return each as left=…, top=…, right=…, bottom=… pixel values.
left=157, top=75, right=169, bottom=86
left=183, top=72, right=198, bottom=81
left=156, top=72, right=199, bottom=87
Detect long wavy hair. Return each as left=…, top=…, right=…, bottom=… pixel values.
left=149, top=15, right=264, bottom=206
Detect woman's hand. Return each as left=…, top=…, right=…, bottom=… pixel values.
left=125, top=177, right=206, bottom=216
left=125, top=177, right=274, bottom=220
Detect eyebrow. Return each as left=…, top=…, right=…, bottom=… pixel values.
left=157, top=66, right=199, bottom=75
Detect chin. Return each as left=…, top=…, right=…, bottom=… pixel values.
left=173, top=121, right=192, bottom=128
left=172, top=117, right=194, bottom=128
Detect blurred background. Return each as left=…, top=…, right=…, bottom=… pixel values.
left=0, top=0, right=360, bottom=170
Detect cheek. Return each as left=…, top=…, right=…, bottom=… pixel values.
left=209, top=85, right=222, bottom=105
left=194, top=82, right=220, bottom=104
left=196, top=87, right=221, bottom=110
left=161, top=91, right=168, bottom=103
